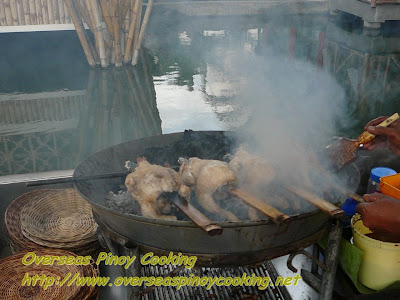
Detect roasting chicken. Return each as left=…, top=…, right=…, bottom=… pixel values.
left=179, top=157, right=239, bottom=222
left=227, top=146, right=278, bottom=220
left=125, top=157, right=190, bottom=220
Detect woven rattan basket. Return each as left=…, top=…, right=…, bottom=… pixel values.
left=20, top=189, right=98, bottom=243
left=5, top=190, right=53, bottom=253
left=0, top=248, right=87, bottom=300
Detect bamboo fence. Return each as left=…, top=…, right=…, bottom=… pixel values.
left=0, top=0, right=71, bottom=25
left=0, top=0, right=154, bottom=67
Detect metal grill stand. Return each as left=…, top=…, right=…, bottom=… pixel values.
left=287, top=219, right=343, bottom=300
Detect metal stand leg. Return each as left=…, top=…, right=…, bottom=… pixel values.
left=319, top=219, right=342, bottom=300
left=124, top=246, right=141, bottom=300
left=287, top=219, right=343, bottom=300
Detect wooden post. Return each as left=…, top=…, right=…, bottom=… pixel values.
left=132, top=0, right=153, bottom=66
left=22, top=0, right=30, bottom=24
left=64, top=0, right=96, bottom=66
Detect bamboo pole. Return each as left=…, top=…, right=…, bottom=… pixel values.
left=53, top=0, right=59, bottom=24
left=40, top=0, right=48, bottom=24
left=0, top=1, right=7, bottom=26
left=22, top=0, right=30, bottom=24
left=64, top=0, right=96, bottom=66
left=47, top=0, right=54, bottom=23
left=58, top=0, right=64, bottom=23
left=16, top=0, right=25, bottom=25
left=90, top=0, right=108, bottom=67
left=123, top=0, right=132, bottom=51
left=4, top=0, right=12, bottom=25
left=9, top=0, right=19, bottom=25
left=124, top=0, right=139, bottom=63
left=75, top=0, right=94, bottom=31
left=99, top=0, right=114, bottom=40
left=132, top=0, right=142, bottom=51
left=132, top=0, right=152, bottom=66
left=34, top=0, right=42, bottom=24
left=112, top=0, right=122, bottom=66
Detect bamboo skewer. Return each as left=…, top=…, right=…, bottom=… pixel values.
left=90, top=0, right=108, bottom=67
left=22, top=0, right=30, bottom=24
left=132, top=0, right=152, bottom=66
left=16, top=0, right=25, bottom=25
left=229, top=188, right=290, bottom=225
left=124, top=0, right=139, bottom=63
left=64, top=0, right=96, bottom=66
left=286, top=186, right=345, bottom=218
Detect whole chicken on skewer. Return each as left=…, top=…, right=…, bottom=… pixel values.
left=179, top=157, right=239, bottom=222
left=125, top=157, right=190, bottom=220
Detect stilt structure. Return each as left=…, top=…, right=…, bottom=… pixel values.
left=62, top=0, right=153, bottom=67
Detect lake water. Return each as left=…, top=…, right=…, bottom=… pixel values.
left=1, top=13, right=400, bottom=176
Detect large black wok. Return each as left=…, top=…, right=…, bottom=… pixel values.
left=72, top=131, right=359, bottom=266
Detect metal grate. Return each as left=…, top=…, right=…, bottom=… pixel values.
left=141, top=261, right=289, bottom=300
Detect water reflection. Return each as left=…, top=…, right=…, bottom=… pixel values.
left=0, top=53, right=161, bottom=175
left=1, top=15, right=400, bottom=176
left=324, top=19, right=400, bottom=136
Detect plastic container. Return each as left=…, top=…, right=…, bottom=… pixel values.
left=380, top=173, right=400, bottom=200
left=366, top=167, right=397, bottom=194
left=351, top=214, right=400, bottom=290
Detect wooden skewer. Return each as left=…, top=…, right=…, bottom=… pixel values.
left=168, top=193, right=223, bottom=236
left=286, top=186, right=345, bottom=218
left=229, top=188, right=290, bottom=225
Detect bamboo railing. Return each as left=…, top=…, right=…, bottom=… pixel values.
left=0, top=0, right=72, bottom=25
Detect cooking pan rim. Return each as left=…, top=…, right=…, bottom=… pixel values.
left=87, top=199, right=328, bottom=228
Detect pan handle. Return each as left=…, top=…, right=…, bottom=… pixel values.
left=26, top=177, right=74, bottom=187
